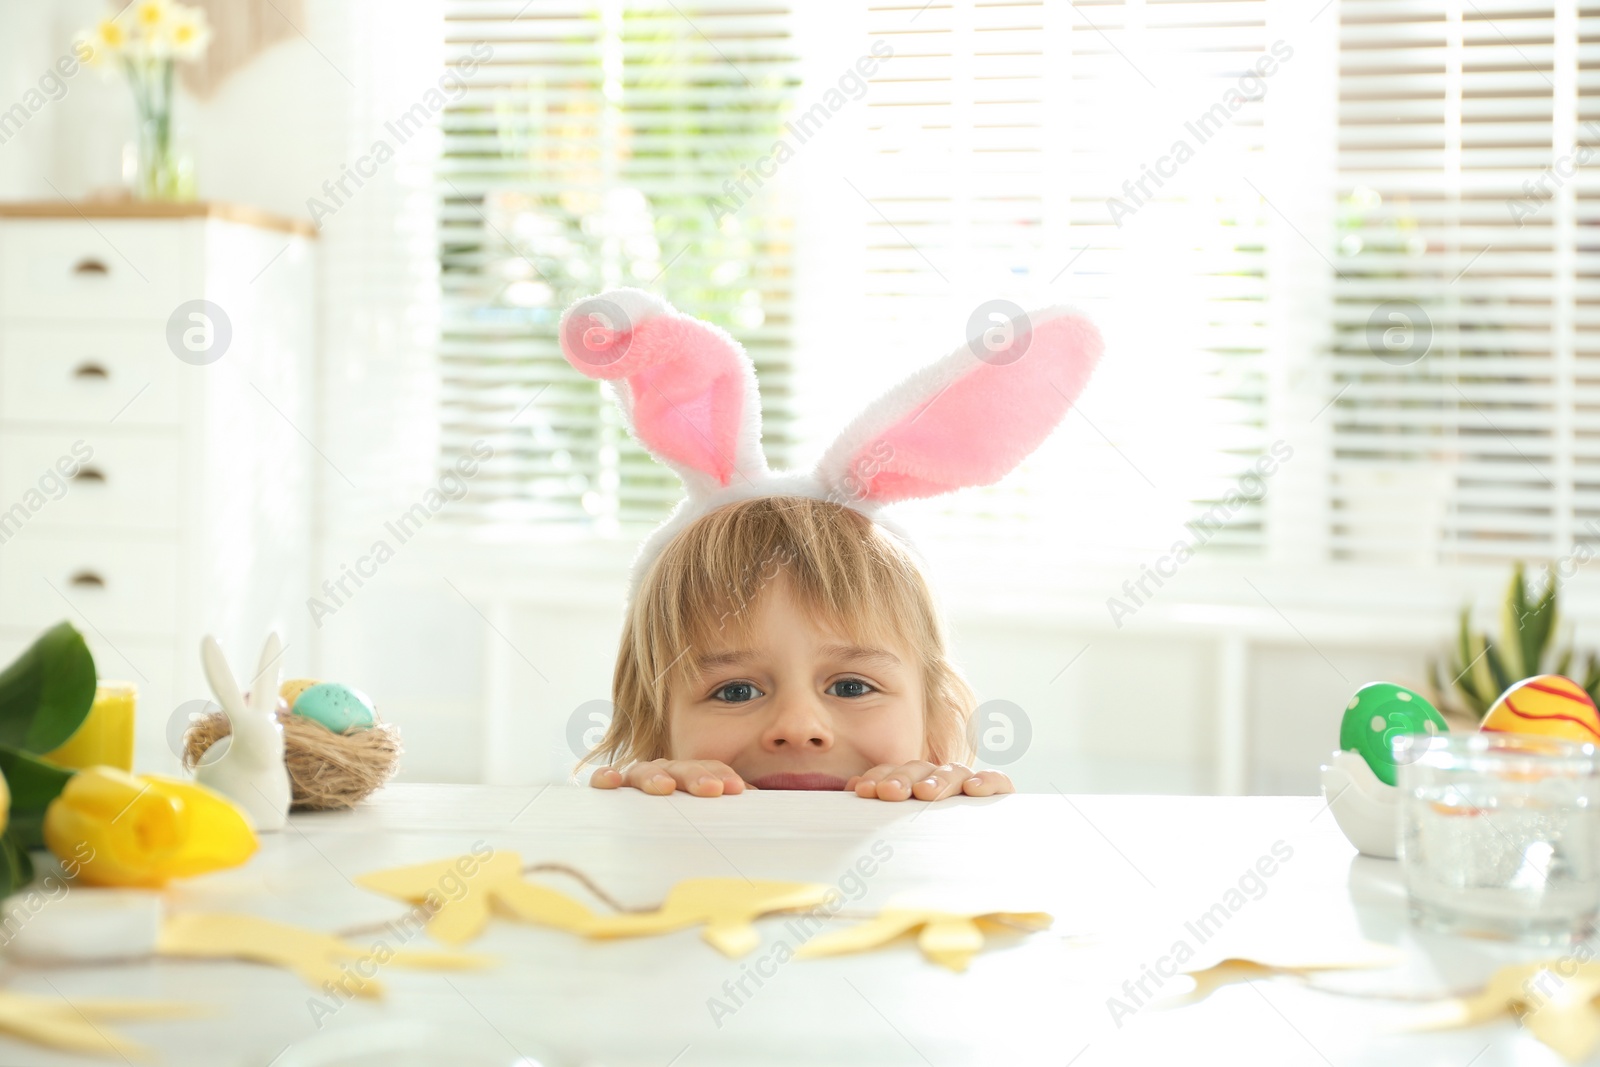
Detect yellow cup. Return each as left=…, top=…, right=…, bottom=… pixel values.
left=42, top=682, right=136, bottom=772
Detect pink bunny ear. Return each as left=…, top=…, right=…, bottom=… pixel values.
left=559, top=288, right=767, bottom=497
left=815, top=307, right=1103, bottom=506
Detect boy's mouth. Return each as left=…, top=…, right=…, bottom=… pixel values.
left=747, top=772, right=850, bottom=791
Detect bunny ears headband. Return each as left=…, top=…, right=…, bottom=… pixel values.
left=557, top=288, right=1104, bottom=602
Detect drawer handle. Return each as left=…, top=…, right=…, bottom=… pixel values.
left=72, top=258, right=109, bottom=276
left=72, top=466, right=106, bottom=484
left=72, top=362, right=110, bottom=380
left=68, top=571, right=105, bottom=590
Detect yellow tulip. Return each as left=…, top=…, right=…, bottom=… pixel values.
left=0, top=772, right=8, bottom=838
left=43, top=766, right=258, bottom=888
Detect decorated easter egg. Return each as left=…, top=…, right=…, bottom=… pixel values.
left=280, top=678, right=323, bottom=709
left=1481, top=674, right=1600, bottom=744
left=1339, top=682, right=1447, bottom=786
left=291, top=683, right=376, bottom=734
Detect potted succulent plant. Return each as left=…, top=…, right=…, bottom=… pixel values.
left=1428, top=562, right=1600, bottom=729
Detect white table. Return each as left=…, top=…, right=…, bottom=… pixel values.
left=0, top=786, right=1571, bottom=1066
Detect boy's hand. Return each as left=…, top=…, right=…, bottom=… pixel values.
left=846, top=762, right=1012, bottom=801
left=590, top=759, right=750, bottom=797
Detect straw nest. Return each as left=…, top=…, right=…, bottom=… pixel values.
left=181, top=704, right=402, bottom=811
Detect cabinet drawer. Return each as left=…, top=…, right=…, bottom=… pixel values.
left=0, top=220, right=185, bottom=319
left=0, top=430, right=180, bottom=533
left=0, top=323, right=181, bottom=426
left=0, top=536, right=177, bottom=637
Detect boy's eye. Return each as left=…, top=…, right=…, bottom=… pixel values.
left=828, top=678, right=875, bottom=699
left=713, top=682, right=762, bottom=703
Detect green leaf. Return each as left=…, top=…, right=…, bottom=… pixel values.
left=0, top=746, right=73, bottom=811
left=1455, top=609, right=1477, bottom=690
left=1484, top=641, right=1511, bottom=703
left=0, top=827, right=34, bottom=897
left=6, top=811, right=43, bottom=853
left=0, top=622, right=96, bottom=754
left=0, top=746, right=76, bottom=851
left=1528, top=566, right=1560, bottom=671
left=1501, top=563, right=1528, bottom=679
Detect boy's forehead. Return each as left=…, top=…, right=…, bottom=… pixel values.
left=685, top=559, right=912, bottom=665
left=692, top=642, right=903, bottom=672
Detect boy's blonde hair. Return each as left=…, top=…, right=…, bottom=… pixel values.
left=585, top=495, right=977, bottom=770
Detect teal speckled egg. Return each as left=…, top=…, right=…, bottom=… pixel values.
left=291, top=682, right=377, bottom=734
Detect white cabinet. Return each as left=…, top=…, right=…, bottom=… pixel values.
left=0, top=203, right=316, bottom=775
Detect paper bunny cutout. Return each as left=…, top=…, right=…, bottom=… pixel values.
left=559, top=288, right=1104, bottom=600
left=196, top=633, right=291, bottom=832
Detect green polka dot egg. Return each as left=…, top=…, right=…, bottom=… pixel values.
left=1338, top=682, right=1447, bottom=786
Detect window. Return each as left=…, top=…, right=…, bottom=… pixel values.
left=843, top=0, right=1285, bottom=565
left=438, top=0, right=800, bottom=532
left=436, top=0, right=1600, bottom=582
left=1330, top=0, right=1596, bottom=566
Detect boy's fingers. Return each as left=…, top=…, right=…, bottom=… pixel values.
left=694, top=760, right=748, bottom=794
left=670, top=760, right=724, bottom=797
left=911, top=763, right=974, bottom=801
left=622, top=760, right=678, bottom=795
left=851, top=765, right=893, bottom=796
left=860, top=761, right=937, bottom=801
left=961, top=770, right=1014, bottom=796
left=605, top=760, right=750, bottom=797
left=664, top=760, right=748, bottom=797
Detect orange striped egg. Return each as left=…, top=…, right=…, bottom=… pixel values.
left=1480, top=674, right=1600, bottom=745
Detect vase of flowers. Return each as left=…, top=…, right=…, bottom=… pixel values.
left=81, top=1, right=211, bottom=201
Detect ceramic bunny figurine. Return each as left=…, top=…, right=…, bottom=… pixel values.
left=558, top=288, right=1104, bottom=600
left=196, top=632, right=291, bottom=832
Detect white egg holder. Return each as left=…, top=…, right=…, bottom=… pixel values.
left=1319, top=749, right=1399, bottom=860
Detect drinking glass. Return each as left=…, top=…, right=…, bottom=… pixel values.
left=1395, top=732, right=1600, bottom=942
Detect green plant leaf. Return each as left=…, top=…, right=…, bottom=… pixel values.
left=1484, top=641, right=1511, bottom=704
left=0, top=827, right=34, bottom=897
left=1528, top=566, right=1560, bottom=671
left=1455, top=610, right=1478, bottom=694
left=1501, top=562, right=1528, bottom=679
left=0, top=622, right=96, bottom=754
left=0, top=746, right=76, bottom=851
left=0, top=746, right=73, bottom=813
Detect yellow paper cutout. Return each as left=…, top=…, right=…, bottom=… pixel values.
left=354, top=850, right=594, bottom=946
left=794, top=908, right=1054, bottom=972
left=1161, top=937, right=1404, bottom=1007
left=1415, top=960, right=1600, bottom=1064
left=156, top=913, right=493, bottom=997
left=582, top=878, right=833, bottom=957
left=0, top=990, right=203, bottom=1062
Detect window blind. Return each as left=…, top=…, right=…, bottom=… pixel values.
left=1329, top=0, right=1592, bottom=564
left=438, top=0, right=799, bottom=533
left=852, top=0, right=1281, bottom=564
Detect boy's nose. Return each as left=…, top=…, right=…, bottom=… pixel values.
left=762, top=694, right=833, bottom=752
